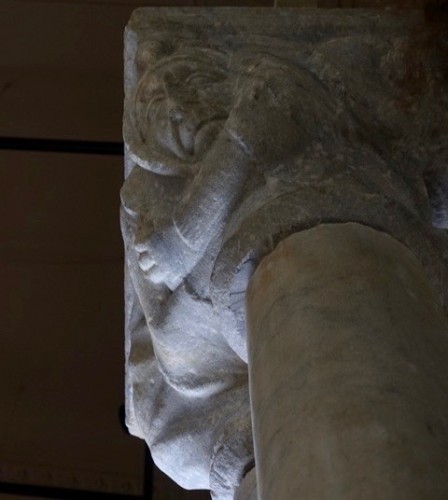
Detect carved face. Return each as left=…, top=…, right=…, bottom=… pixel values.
left=135, top=54, right=231, bottom=162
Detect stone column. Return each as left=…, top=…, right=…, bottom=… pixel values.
left=122, top=8, right=448, bottom=499
left=246, top=223, right=448, bottom=500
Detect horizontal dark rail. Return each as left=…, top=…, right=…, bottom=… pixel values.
left=0, top=481, right=141, bottom=499
left=0, top=137, right=124, bottom=156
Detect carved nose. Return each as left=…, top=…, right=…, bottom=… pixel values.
left=168, top=103, right=185, bottom=124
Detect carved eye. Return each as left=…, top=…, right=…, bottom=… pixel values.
left=184, top=72, right=219, bottom=86
left=148, top=93, right=164, bottom=107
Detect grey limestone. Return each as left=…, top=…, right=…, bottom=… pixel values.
left=121, top=7, right=448, bottom=499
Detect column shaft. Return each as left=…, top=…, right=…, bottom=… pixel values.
left=246, top=223, right=448, bottom=500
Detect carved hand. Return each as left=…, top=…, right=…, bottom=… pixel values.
left=135, top=224, right=192, bottom=290
left=226, top=56, right=336, bottom=164
left=225, top=57, right=313, bottom=163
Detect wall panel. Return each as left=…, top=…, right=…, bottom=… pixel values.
left=0, top=150, right=144, bottom=496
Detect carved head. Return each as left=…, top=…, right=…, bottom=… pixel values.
left=126, top=47, right=232, bottom=176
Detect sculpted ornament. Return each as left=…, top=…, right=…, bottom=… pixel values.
left=121, top=8, right=448, bottom=499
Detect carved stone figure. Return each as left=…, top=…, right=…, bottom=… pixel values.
left=121, top=8, right=448, bottom=499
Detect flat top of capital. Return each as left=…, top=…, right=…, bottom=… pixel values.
left=127, top=7, right=423, bottom=39
left=124, top=7, right=428, bottom=97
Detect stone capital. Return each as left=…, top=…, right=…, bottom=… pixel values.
left=121, top=8, right=448, bottom=498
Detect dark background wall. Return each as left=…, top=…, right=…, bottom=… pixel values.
left=0, top=0, right=432, bottom=499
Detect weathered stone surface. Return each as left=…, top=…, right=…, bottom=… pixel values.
left=121, top=7, right=447, bottom=498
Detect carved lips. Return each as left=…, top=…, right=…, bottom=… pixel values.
left=153, top=102, right=227, bottom=161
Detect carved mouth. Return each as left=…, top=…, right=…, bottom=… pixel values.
left=167, top=116, right=227, bottom=161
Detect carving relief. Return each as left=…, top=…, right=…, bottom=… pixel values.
left=122, top=8, right=448, bottom=499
